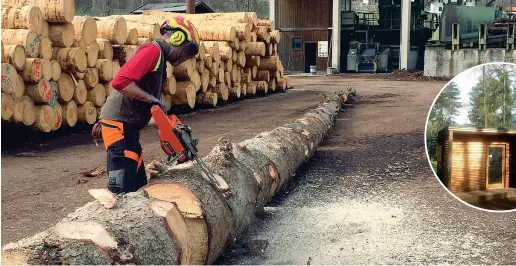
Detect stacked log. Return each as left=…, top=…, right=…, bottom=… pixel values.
left=1, top=2, right=291, bottom=132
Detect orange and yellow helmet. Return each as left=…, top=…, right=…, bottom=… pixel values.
left=160, top=16, right=200, bottom=47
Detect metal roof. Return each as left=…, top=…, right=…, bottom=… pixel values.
left=445, top=126, right=516, bottom=135
left=131, top=1, right=214, bottom=14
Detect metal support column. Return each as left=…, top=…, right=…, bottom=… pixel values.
left=269, top=0, right=276, bottom=30
left=399, top=0, right=411, bottom=69
left=186, top=0, right=195, bottom=14
left=331, top=0, right=342, bottom=72
left=452, top=23, right=460, bottom=52
left=507, top=24, right=515, bottom=51
left=479, top=24, right=487, bottom=51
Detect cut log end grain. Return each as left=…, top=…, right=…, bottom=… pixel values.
left=269, top=79, right=277, bottom=92
left=77, top=101, right=97, bottom=124
left=241, top=83, right=247, bottom=96
left=72, top=16, right=97, bottom=46
left=1, top=63, right=19, bottom=94
left=112, top=45, right=136, bottom=65
left=52, top=102, right=63, bottom=131
left=214, top=82, right=229, bottom=101
left=27, top=79, right=54, bottom=104
left=126, top=28, right=139, bottom=45
left=57, top=73, right=75, bottom=102
left=202, top=42, right=221, bottom=63
left=34, top=105, right=56, bottom=133
left=96, top=16, right=128, bottom=45
left=2, top=93, right=14, bottom=120
left=164, top=76, right=176, bottom=95
left=41, top=59, right=53, bottom=81
left=251, top=81, right=268, bottom=94
left=62, top=100, right=78, bottom=127
left=172, top=81, right=196, bottom=109
left=97, top=38, right=113, bottom=60
left=49, top=22, right=74, bottom=48
left=86, top=43, right=100, bottom=68
left=245, top=42, right=266, bottom=56
left=96, top=59, right=113, bottom=82
left=201, top=71, right=210, bottom=92
left=53, top=47, right=88, bottom=72
left=197, top=43, right=206, bottom=61
left=163, top=94, right=172, bottom=111
left=191, top=71, right=202, bottom=92
left=175, top=59, right=195, bottom=79
left=196, top=91, right=218, bottom=107
left=2, top=29, right=40, bottom=58
left=18, top=95, right=36, bottom=126
left=230, top=84, right=241, bottom=99
left=256, top=70, right=270, bottom=83
left=72, top=79, right=86, bottom=104
left=84, top=68, right=100, bottom=89
left=2, top=45, right=26, bottom=70
left=10, top=97, right=25, bottom=123
left=257, top=19, right=274, bottom=28
left=3, top=5, right=44, bottom=35
left=112, top=61, right=121, bottom=77
left=196, top=60, right=205, bottom=74
left=87, top=84, right=107, bottom=107
left=38, top=37, right=52, bottom=60
left=21, top=58, right=42, bottom=83
left=41, top=20, right=49, bottom=37
left=166, top=62, right=174, bottom=79
left=103, top=81, right=114, bottom=97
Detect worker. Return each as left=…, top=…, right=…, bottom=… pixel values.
left=93, top=17, right=200, bottom=194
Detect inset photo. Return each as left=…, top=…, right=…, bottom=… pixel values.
left=426, top=62, right=516, bottom=212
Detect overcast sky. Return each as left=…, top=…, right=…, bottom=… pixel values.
left=438, top=63, right=516, bottom=125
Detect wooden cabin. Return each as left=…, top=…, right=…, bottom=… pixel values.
left=436, top=127, right=516, bottom=193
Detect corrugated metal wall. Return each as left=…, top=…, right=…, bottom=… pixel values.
left=276, top=0, right=332, bottom=72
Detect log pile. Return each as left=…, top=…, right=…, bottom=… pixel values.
left=1, top=92, right=348, bottom=265
left=1, top=0, right=292, bottom=132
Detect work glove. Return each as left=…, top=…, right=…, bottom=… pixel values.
left=149, top=95, right=169, bottom=112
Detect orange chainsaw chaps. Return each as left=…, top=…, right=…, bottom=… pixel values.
left=99, top=119, right=124, bottom=150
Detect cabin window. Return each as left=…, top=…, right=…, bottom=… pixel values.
left=293, top=38, right=302, bottom=50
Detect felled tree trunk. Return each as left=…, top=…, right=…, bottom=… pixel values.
left=1, top=92, right=348, bottom=265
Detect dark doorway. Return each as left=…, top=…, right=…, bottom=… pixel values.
left=304, top=42, right=317, bottom=73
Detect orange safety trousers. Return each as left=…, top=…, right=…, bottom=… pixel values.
left=99, top=119, right=147, bottom=193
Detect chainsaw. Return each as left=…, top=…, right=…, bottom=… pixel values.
left=150, top=105, right=236, bottom=205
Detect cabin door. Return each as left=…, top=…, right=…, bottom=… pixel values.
left=486, top=144, right=506, bottom=189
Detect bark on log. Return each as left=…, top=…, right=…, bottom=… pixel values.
left=96, top=38, right=113, bottom=61
left=0, top=91, right=346, bottom=264
left=242, top=68, right=251, bottom=84
left=95, top=16, right=128, bottom=45
left=2, top=45, right=26, bottom=70
left=112, top=45, right=135, bottom=65
left=61, top=100, right=78, bottom=127
left=1, top=29, right=40, bottom=58
left=72, top=16, right=97, bottom=46
left=77, top=101, right=97, bottom=124
left=48, top=22, right=74, bottom=48
left=2, top=5, right=44, bottom=35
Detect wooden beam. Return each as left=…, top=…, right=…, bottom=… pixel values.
left=186, top=0, right=195, bottom=14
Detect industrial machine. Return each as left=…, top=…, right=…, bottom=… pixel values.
left=342, top=0, right=432, bottom=72
left=347, top=42, right=393, bottom=73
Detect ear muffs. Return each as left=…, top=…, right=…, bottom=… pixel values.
left=170, top=30, right=186, bottom=47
